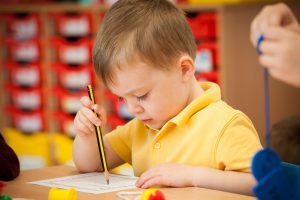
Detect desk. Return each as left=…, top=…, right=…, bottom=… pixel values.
left=3, top=165, right=256, bottom=200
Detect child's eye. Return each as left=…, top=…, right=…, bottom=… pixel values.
left=136, top=93, right=148, bottom=102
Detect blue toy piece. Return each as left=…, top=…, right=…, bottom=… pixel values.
left=251, top=148, right=293, bottom=200
left=256, top=34, right=264, bottom=55
left=282, top=162, right=300, bottom=199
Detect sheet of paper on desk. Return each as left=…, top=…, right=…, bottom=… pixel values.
left=29, top=172, right=138, bottom=194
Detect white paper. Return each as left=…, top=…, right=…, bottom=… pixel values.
left=29, top=172, right=138, bottom=194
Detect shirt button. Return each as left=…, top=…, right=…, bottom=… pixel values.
left=154, top=142, right=161, bottom=149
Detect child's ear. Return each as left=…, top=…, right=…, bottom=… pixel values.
left=177, top=55, right=195, bottom=82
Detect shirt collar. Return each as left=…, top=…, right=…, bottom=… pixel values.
left=168, top=82, right=221, bottom=128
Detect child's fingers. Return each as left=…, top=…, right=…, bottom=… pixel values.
left=74, top=107, right=102, bottom=134
left=136, top=171, right=152, bottom=188
left=74, top=110, right=95, bottom=135
left=93, top=104, right=107, bottom=125
left=139, top=177, right=160, bottom=189
left=81, top=107, right=102, bottom=127
left=80, top=96, right=93, bottom=108
left=80, top=96, right=104, bottom=126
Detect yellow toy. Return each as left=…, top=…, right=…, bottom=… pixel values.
left=48, top=188, right=77, bottom=200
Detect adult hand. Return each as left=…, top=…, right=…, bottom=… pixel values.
left=250, top=2, right=300, bottom=46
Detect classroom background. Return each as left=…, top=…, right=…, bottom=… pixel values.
left=0, top=0, right=300, bottom=171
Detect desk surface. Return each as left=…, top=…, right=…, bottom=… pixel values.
left=3, top=165, right=256, bottom=200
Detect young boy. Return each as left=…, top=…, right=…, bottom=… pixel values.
left=73, top=0, right=262, bottom=195
left=271, top=115, right=300, bottom=165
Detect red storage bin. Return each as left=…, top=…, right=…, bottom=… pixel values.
left=195, top=71, right=219, bottom=84
left=104, top=89, right=134, bottom=120
left=55, top=112, right=76, bottom=137
left=5, top=62, right=42, bottom=87
left=52, top=13, right=92, bottom=38
left=54, top=87, right=86, bottom=114
left=188, top=12, right=217, bottom=40
left=5, top=39, right=41, bottom=62
left=53, top=63, right=95, bottom=90
left=6, top=85, right=43, bottom=111
left=104, top=89, right=119, bottom=113
left=115, top=99, right=134, bottom=120
left=196, top=13, right=217, bottom=39
left=5, top=14, right=40, bottom=40
left=107, top=114, right=127, bottom=130
left=52, top=38, right=93, bottom=65
left=7, top=108, right=45, bottom=133
left=195, top=42, right=218, bottom=73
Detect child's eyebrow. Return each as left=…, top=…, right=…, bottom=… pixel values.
left=123, top=87, right=146, bottom=96
left=110, top=86, right=146, bottom=97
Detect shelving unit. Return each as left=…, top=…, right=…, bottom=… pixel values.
left=0, top=4, right=103, bottom=137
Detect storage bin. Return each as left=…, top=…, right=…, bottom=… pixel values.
left=6, top=85, right=43, bottom=111
left=5, top=14, right=40, bottom=41
left=55, top=112, right=76, bottom=138
left=187, top=12, right=217, bottom=40
left=107, top=114, right=127, bottom=130
left=5, top=62, right=42, bottom=87
left=195, top=41, right=218, bottom=73
left=115, top=99, right=134, bottom=121
left=53, top=63, right=95, bottom=90
left=6, top=108, right=45, bottom=133
left=51, top=38, right=92, bottom=65
left=3, top=128, right=73, bottom=169
left=52, top=13, right=92, bottom=38
left=5, top=39, right=41, bottom=62
left=54, top=87, right=86, bottom=114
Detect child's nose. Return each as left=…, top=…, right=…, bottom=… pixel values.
left=127, top=102, right=144, bottom=115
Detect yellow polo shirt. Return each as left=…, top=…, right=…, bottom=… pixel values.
left=105, top=82, right=262, bottom=176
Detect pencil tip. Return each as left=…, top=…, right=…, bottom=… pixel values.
left=107, top=180, right=109, bottom=185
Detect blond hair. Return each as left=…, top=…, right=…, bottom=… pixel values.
left=93, top=0, right=197, bottom=86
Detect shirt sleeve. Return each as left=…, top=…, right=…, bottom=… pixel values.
left=0, top=133, right=20, bottom=181
left=215, top=113, right=263, bottom=173
left=105, top=119, right=138, bottom=164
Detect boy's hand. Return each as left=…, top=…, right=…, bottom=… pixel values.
left=135, top=163, right=194, bottom=188
left=250, top=3, right=300, bottom=46
left=74, top=96, right=107, bottom=137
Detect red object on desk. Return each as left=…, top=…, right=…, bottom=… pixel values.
left=0, top=181, right=5, bottom=196
left=149, top=190, right=165, bottom=200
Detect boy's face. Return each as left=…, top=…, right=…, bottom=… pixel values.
left=108, top=60, right=191, bottom=129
